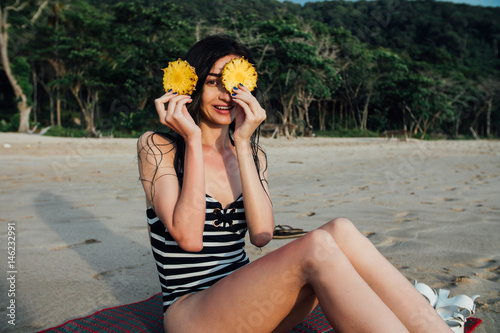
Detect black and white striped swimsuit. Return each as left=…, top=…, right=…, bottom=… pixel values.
left=147, top=194, right=249, bottom=312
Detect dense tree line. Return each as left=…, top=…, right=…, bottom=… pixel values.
left=1, top=0, right=499, bottom=138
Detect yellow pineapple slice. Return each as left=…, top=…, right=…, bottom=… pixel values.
left=221, top=57, right=258, bottom=93
left=162, top=59, right=198, bottom=95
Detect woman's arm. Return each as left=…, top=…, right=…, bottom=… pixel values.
left=236, top=142, right=274, bottom=247
left=232, top=85, right=274, bottom=247
left=138, top=92, right=206, bottom=252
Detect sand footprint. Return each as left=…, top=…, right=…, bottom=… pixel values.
left=363, top=231, right=376, bottom=238
left=280, top=200, right=300, bottom=206
left=395, top=211, right=419, bottom=223
left=475, top=267, right=500, bottom=282
left=453, top=258, right=499, bottom=283
left=439, top=197, right=459, bottom=202
left=453, top=276, right=474, bottom=285
left=350, top=185, right=369, bottom=192
left=71, top=203, right=94, bottom=209
left=50, top=238, right=100, bottom=251
left=394, top=264, right=410, bottom=270
left=297, top=211, right=316, bottom=217
left=475, top=259, right=500, bottom=282
left=377, top=237, right=402, bottom=248
left=93, top=265, right=135, bottom=280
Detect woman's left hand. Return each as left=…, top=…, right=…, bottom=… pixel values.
left=231, top=84, right=266, bottom=143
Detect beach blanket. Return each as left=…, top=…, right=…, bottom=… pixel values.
left=38, top=293, right=482, bottom=333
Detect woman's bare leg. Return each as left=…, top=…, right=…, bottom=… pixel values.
left=164, top=229, right=409, bottom=333
left=320, top=218, right=452, bottom=333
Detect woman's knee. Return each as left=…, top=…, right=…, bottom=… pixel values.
left=300, top=229, right=341, bottom=272
left=322, top=217, right=358, bottom=238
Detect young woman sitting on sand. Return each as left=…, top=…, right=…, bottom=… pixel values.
left=137, top=35, right=452, bottom=332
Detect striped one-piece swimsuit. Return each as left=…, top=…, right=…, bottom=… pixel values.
left=147, top=194, right=250, bottom=312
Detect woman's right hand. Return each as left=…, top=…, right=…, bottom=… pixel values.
left=154, top=91, right=200, bottom=140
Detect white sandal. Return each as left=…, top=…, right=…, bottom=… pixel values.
left=413, top=281, right=480, bottom=333
left=438, top=311, right=466, bottom=333
left=435, top=289, right=480, bottom=319
left=414, top=280, right=438, bottom=306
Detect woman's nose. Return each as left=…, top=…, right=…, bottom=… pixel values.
left=219, top=86, right=232, bottom=101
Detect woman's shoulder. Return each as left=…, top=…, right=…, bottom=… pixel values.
left=138, top=130, right=176, bottom=144
left=137, top=131, right=178, bottom=154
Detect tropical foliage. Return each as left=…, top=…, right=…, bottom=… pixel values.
left=1, top=0, right=499, bottom=138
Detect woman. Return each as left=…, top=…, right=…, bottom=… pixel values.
left=137, top=35, right=451, bottom=332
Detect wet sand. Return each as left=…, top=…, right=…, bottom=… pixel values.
left=0, top=133, right=498, bottom=332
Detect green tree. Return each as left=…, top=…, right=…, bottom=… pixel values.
left=31, top=1, right=112, bottom=135
left=1, top=0, right=498, bottom=138
left=105, top=0, right=191, bottom=134
left=1, top=0, right=49, bottom=132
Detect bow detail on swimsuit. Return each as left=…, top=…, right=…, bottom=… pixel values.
left=212, top=208, right=237, bottom=227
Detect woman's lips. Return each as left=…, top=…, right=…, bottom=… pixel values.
left=213, top=105, right=234, bottom=114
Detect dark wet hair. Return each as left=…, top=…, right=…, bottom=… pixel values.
left=138, top=35, right=267, bottom=207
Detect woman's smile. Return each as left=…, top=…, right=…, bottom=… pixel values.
left=213, top=104, right=234, bottom=115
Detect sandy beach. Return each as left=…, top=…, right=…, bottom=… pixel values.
left=0, top=132, right=498, bottom=332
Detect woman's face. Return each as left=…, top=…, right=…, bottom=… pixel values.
left=199, top=54, right=241, bottom=126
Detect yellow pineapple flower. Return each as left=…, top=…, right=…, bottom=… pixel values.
left=162, top=59, right=198, bottom=95
left=221, top=57, right=258, bottom=93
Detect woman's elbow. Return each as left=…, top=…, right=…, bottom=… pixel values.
left=177, top=238, right=204, bottom=252
left=250, top=231, right=273, bottom=248
left=170, top=213, right=205, bottom=252
left=170, top=225, right=204, bottom=252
